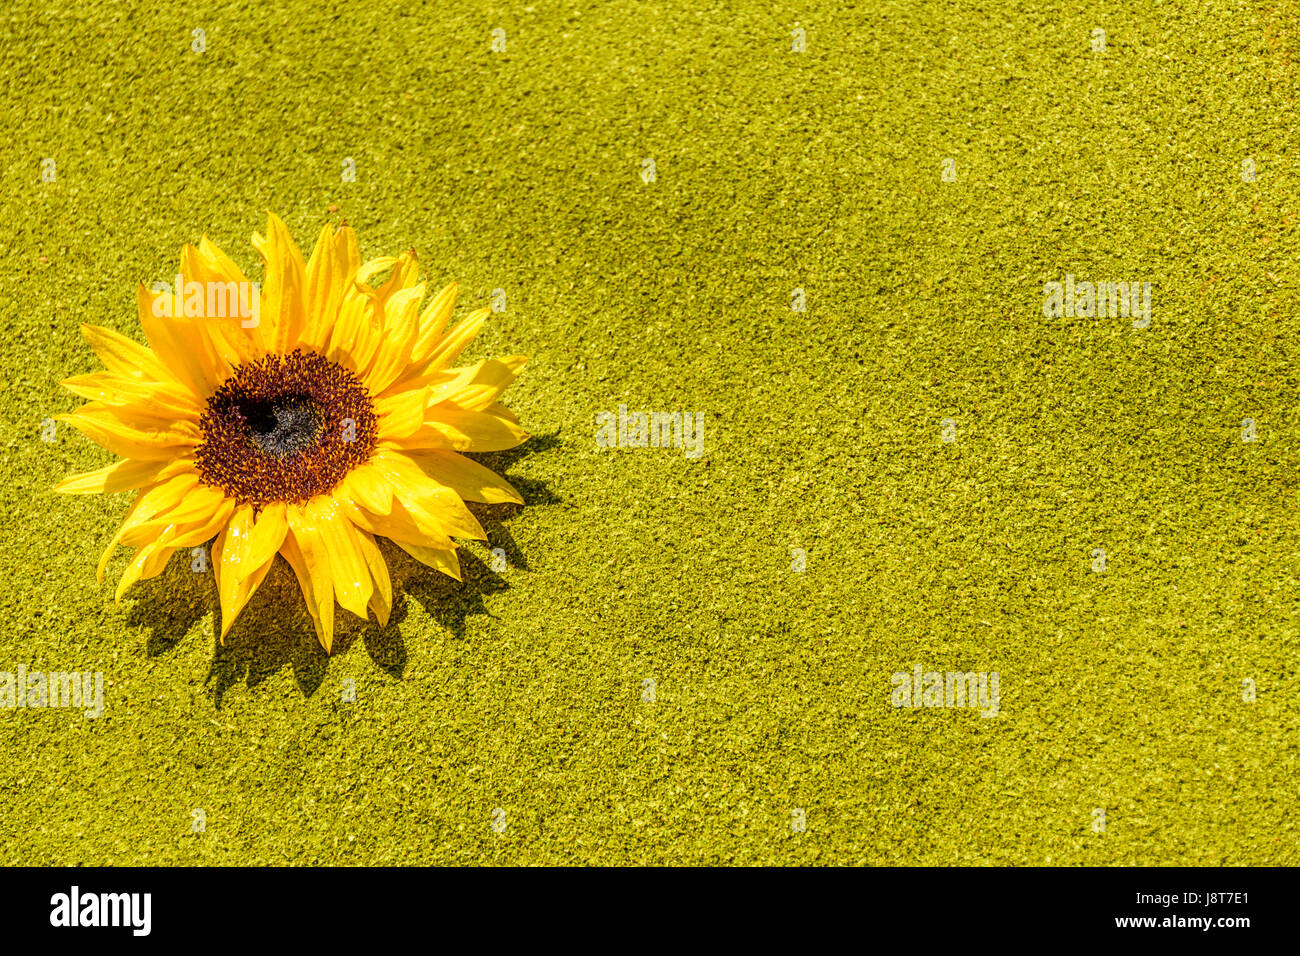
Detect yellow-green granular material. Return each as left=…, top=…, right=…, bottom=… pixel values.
left=1, top=0, right=1297, bottom=865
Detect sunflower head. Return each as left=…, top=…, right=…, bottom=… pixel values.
left=56, top=213, right=529, bottom=651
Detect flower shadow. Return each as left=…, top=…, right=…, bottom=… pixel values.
left=125, top=430, right=563, bottom=705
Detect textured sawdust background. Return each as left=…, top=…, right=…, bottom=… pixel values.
left=0, top=0, right=1297, bottom=865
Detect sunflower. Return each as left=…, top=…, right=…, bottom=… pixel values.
left=55, top=213, right=528, bottom=651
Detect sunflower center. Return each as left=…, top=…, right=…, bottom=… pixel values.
left=243, top=394, right=324, bottom=458
left=196, top=349, right=378, bottom=507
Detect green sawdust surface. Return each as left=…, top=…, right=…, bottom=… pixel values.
left=1, top=0, right=1298, bottom=865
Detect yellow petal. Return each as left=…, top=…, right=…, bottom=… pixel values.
left=380, top=451, right=487, bottom=542
left=390, top=359, right=483, bottom=406
left=153, top=496, right=235, bottom=550
left=213, top=526, right=239, bottom=634
left=335, top=226, right=362, bottom=287
left=120, top=484, right=229, bottom=546
left=60, top=371, right=199, bottom=415
left=422, top=306, right=490, bottom=370
left=324, top=294, right=382, bottom=378
left=341, top=497, right=454, bottom=552
left=443, top=356, right=527, bottom=412
left=115, top=542, right=171, bottom=602
left=363, top=283, right=424, bottom=395
left=339, top=462, right=395, bottom=515
left=198, top=235, right=255, bottom=293
left=56, top=407, right=200, bottom=460
left=352, top=250, right=418, bottom=316
left=181, top=241, right=263, bottom=365
left=55, top=457, right=192, bottom=496
left=214, top=517, right=245, bottom=631
left=309, top=496, right=372, bottom=621
left=141, top=543, right=175, bottom=580
left=304, top=223, right=342, bottom=344
left=96, top=471, right=200, bottom=583
left=486, top=401, right=523, bottom=426
left=353, top=256, right=398, bottom=291
left=374, top=386, right=429, bottom=441
left=245, top=502, right=289, bottom=571
left=232, top=557, right=276, bottom=638
left=279, top=524, right=335, bottom=652
left=397, top=354, right=526, bottom=410
left=396, top=402, right=528, bottom=452
left=214, top=515, right=278, bottom=639
left=136, top=284, right=224, bottom=398
left=253, top=212, right=309, bottom=354
left=284, top=505, right=337, bottom=651
left=302, top=223, right=362, bottom=351
left=72, top=395, right=198, bottom=429
left=356, top=530, right=393, bottom=627
left=79, top=323, right=171, bottom=382
left=394, top=540, right=462, bottom=581
left=411, top=282, right=458, bottom=359
left=402, top=449, right=523, bottom=504
left=389, top=306, right=490, bottom=391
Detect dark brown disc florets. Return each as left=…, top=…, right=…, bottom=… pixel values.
left=196, top=349, right=377, bottom=507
